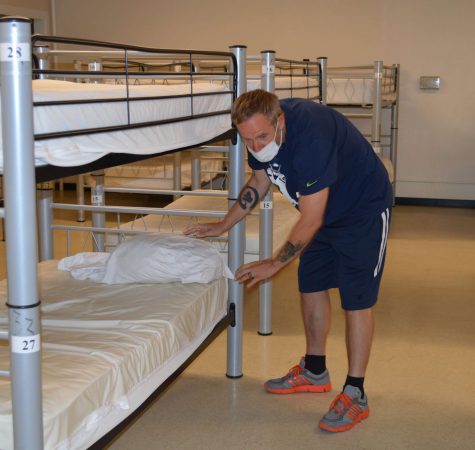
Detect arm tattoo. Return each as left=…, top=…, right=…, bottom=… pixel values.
left=238, top=185, right=259, bottom=210
left=277, top=240, right=305, bottom=263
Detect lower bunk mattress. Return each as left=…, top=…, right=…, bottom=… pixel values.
left=86, top=151, right=226, bottom=190
left=107, top=190, right=300, bottom=263
left=0, top=260, right=228, bottom=450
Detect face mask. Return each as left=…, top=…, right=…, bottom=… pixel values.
left=247, top=126, right=282, bottom=163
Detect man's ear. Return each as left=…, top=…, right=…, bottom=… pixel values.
left=278, top=113, right=285, bottom=128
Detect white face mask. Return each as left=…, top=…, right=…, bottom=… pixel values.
left=247, top=125, right=282, bottom=163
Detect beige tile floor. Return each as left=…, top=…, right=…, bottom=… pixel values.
left=104, top=204, right=475, bottom=450
left=1, top=201, right=474, bottom=449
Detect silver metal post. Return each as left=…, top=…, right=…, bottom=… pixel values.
left=77, top=175, right=85, bottom=222
left=191, top=149, right=201, bottom=190
left=88, top=59, right=102, bottom=84
left=318, top=57, right=327, bottom=105
left=173, top=152, right=182, bottom=199
left=37, top=182, right=54, bottom=261
left=32, top=44, right=49, bottom=80
left=0, top=17, right=44, bottom=450
left=226, top=45, right=247, bottom=378
left=390, top=64, right=400, bottom=200
left=371, top=61, right=383, bottom=155
left=258, top=50, right=276, bottom=336
left=91, top=170, right=105, bottom=251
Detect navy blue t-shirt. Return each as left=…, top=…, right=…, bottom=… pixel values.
left=247, top=99, right=392, bottom=225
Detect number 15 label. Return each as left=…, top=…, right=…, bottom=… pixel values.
left=0, top=43, right=30, bottom=62
left=11, top=334, right=41, bottom=354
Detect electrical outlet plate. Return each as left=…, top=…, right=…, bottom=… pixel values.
left=420, top=76, right=440, bottom=89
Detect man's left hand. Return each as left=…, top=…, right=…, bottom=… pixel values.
left=235, top=259, right=279, bottom=288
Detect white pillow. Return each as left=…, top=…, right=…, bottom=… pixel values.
left=58, top=252, right=110, bottom=282
left=101, top=233, right=233, bottom=285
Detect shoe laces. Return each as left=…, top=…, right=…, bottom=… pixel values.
left=329, top=393, right=359, bottom=417
left=287, top=364, right=304, bottom=378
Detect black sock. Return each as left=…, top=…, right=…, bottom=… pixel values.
left=304, top=354, right=326, bottom=375
left=344, top=375, right=365, bottom=397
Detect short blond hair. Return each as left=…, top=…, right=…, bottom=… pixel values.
left=231, top=89, right=282, bottom=126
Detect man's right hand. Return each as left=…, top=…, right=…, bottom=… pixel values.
left=183, top=221, right=225, bottom=238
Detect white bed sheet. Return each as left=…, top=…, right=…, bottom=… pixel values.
left=0, top=260, right=228, bottom=450
left=0, top=80, right=232, bottom=169
left=108, top=190, right=300, bottom=263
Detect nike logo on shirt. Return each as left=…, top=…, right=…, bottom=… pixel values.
left=306, top=179, right=319, bottom=187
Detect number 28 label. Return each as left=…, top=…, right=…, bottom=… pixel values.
left=11, top=334, right=41, bottom=354
left=0, top=43, right=30, bottom=62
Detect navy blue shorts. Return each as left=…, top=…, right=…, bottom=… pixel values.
left=298, top=207, right=391, bottom=310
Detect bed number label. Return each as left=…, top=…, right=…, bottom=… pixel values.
left=11, top=334, right=41, bottom=354
left=262, top=64, right=275, bottom=75
left=1, top=43, right=30, bottom=62
left=260, top=201, right=273, bottom=210
left=91, top=194, right=103, bottom=205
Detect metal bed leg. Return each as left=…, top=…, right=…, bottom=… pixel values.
left=318, top=57, right=328, bottom=105
left=371, top=61, right=383, bottom=156
left=173, top=152, right=182, bottom=200
left=258, top=50, right=276, bottom=336
left=76, top=174, right=85, bottom=222
left=1, top=17, right=44, bottom=450
left=258, top=193, right=273, bottom=335
left=91, top=170, right=105, bottom=252
left=390, top=64, right=400, bottom=202
left=191, top=148, right=201, bottom=190
left=226, top=45, right=247, bottom=378
left=37, top=182, right=54, bottom=261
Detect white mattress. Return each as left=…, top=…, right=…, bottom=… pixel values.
left=0, top=79, right=232, bottom=169
left=247, top=77, right=319, bottom=99
left=0, top=260, right=228, bottom=450
left=90, top=151, right=225, bottom=190
left=108, top=190, right=300, bottom=263
left=326, top=77, right=396, bottom=105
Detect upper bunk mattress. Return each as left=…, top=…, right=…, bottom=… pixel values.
left=0, top=79, right=233, bottom=169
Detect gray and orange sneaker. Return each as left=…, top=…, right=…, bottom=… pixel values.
left=319, top=385, right=369, bottom=432
left=264, top=358, right=331, bottom=394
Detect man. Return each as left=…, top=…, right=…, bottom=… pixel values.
left=184, top=89, right=392, bottom=432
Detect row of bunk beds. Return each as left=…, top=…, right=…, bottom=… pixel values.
left=72, top=56, right=399, bottom=197
left=0, top=16, right=400, bottom=449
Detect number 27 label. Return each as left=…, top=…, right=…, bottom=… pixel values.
left=11, top=334, right=41, bottom=354
left=0, top=43, right=30, bottom=62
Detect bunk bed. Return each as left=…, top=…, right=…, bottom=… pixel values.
left=0, top=18, right=248, bottom=450
left=323, top=61, right=400, bottom=189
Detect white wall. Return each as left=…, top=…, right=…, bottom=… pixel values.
left=48, top=0, right=475, bottom=200
left=0, top=1, right=50, bottom=33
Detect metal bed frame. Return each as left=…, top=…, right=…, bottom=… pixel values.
left=0, top=17, right=247, bottom=449
left=324, top=61, right=400, bottom=194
